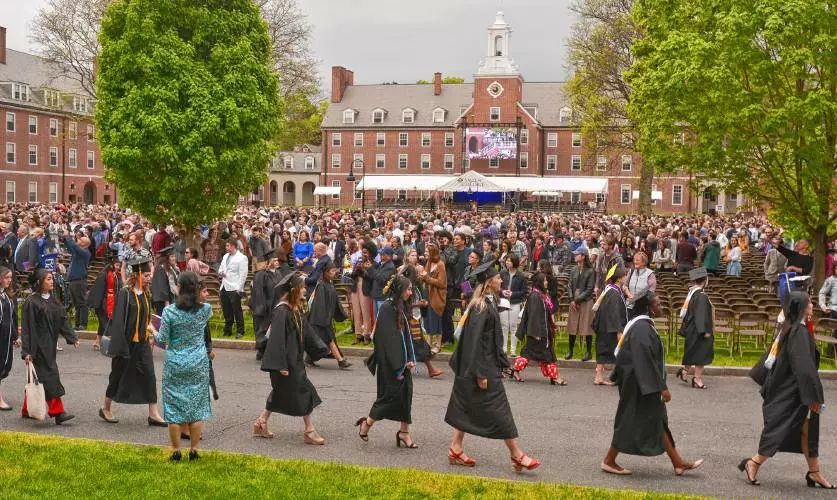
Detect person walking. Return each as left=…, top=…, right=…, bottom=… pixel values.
left=151, top=247, right=179, bottom=316
left=566, top=248, right=595, bottom=361
left=499, top=255, right=527, bottom=357
left=591, top=265, right=628, bottom=386
left=306, top=262, right=352, bottom=369
left=0, top=267, right=18, bottom=411
left=218, top=240, right=248, bottom=338
left=152, top=272, right=214, bottom=461
left=511, top=272, right=566, bottom=385
left=88, top=256, right=122, bottom=351
left=676, top=267, right=714, bottom=390
left=250, top=250, right=281, bottom=360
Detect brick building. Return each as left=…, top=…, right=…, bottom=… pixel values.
left=320, top=12, right=710, bottom=213
left=0, top=27, right=111, bottom=205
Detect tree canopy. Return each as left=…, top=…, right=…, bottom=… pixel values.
left=96, top=0, right=281, bottom=227
left=416, top=76, right=465, bottom=84
left=628, top=0, right=836, bottom=286
left=276, top=95, right=326, bottom=150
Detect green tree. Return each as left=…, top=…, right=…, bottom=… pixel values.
left=416, top=76, right=465, bottom=84
left=629, top=0, right=836, bottom=287
left=96, top=0, right=281, bottom=227
left=566, top=0, right=655, bottom=214
left=276, top=95, right=326, bottom=150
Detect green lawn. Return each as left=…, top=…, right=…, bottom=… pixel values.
left=0, top=432, right=698, bottom=499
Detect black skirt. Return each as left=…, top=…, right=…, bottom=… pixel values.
left=596, top=332, right=618, bottom=364
left=611, top=374, right=672, bottom=456
left=369, top=369, right=412, bottom=423
left=444, top=375, right=518, bottom=440
left=266, top=367, right=322, bottom=417
left=682, top=333, right=714, bottom=366
left=106, top=342, right=158, bottom=405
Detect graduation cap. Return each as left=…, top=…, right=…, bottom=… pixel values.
left=275, top=271, right=304, bottom=296
left=473, top=259, right=499, bottom=284
left=689, top=267, right=708, bottom=282
left=605, top=264, right=626, bottom=283
left=157, top=246, right=173, bottom=257
left=128, top=255, right=152, bottom=274
left=263, top=248, right=277, bottom=260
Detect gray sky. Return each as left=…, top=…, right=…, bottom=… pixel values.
left=1, top=0, right=575, bottom=85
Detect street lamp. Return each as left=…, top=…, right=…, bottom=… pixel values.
left=346, top=158, right=365, bottom=211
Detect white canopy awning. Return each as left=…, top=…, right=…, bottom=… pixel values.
left=354, top=174, right=608, bottom=193
left=313, top=186, right=341, bottom=195
left=498, top=176, right=608, bottom=193
left=355, top=175, right=452, bottom=191
left=632, top=190, right=663, bottom=200
left=435, top=171, right=506, bottom=192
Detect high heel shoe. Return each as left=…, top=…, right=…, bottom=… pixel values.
left=806, top=471, right=837, bottom=489
left=355, top=417, right=370, bottom=442
left=304, top=429, right=325, bottom=445
left=676, top=367, right=688, bottom=383
left=511, top=453, right=541, bottom=472
left=691, top=378, right=708, bottom=390
left=737, top=458, right=761, bottom=485
left=252, top=418, right=274, bottom=439
left=428, top=368, right=444, bottom=378
left=674, top=459, right=704, bottom=476
left=510, top=370, right=524, bottom=382
left=396, top=431, right=418, bottom=449
left=448, top=448, right=476, bottom=467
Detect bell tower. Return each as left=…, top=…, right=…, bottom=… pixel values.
left=476, top=11, right=520, bottom=77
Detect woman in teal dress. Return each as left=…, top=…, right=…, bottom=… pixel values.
left=153, top=271, right=213, bottom=461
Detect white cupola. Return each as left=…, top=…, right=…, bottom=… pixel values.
left=476, top=11, right=520, bottom=76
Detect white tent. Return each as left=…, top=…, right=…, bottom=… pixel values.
left=496, top=176, right=608, bottom=193
left=355, top=175, right=452, bottom=191
left=313, top=186, right=341, bottom=195
left=354, top=174, right=608, bottom=194
left=435, top=170, right=505, bottom=192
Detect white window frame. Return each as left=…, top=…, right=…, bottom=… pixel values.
left=463, top=158, right=470, bottom=170
left=402, top=109, right=415, bottom=124
left=29, top=115, right=37, bottom=135
left=375, top=189, right=384, bottom=201
left=342, top=109, right=355, bottom=124
left=49, top=119, right=58, bottom=137
left=596, top=192, right=606, bottom=204
left=13, top=84, right=30, bottom=102
left=621, top=184, right=631, bottom=205
left=72, top=95, right=89, bottom=113
left=353, top=153, right=363, bottom=168
left=5, top=181, right=15, bottom=203
left=305, top=156, right=314, bottom=169
left=354, top=182, right=363, bottom=200
left=547, top=132, right=558, bottom=148
left=421, top=154, right=431, bottom=170
left=571, top=155, right=581, bottom=171
left=621, top=154, right=632, bottom=171
left=546, top=155, right=557, bottom=171
left=520, top=152, right=528, bottom=169
left=87, top=150, right=95, bottom=169
left=489, top=157, right=499, bottom=168
left=399, top=132, right=408, bottom=147
left=398, top=154, right=408, bottom=169
left=443, top=154, right=454, bottom=170
left=376, top=132, right=386, bottom=147
left=87, top=124, right=94, bottom=141
left=572, top=133, right=582, bottom=147
left=69, top=148, right=77, bottom=168
left=28, top=181, right=37, bottom=202
left=49, top=182, right=58, bottom=203
left=69, top=121, right=77, bottom=139
left=520, top=129, right=528, bottom=145
left=672, top=184, right=683, bottom=206
left=559, top=107, right=572, bottom=122
left=332, top=133, right=342, bottom=147
left=489, top=107, right=501, bottom=122
left=421, top=133, right=431, bottom=147
left=397, top=189, right=407, bottom=200
left=283, top=156, right=293, bottom=169
left=432, top=109, right=445, bottom=123
left=44, top=89, right=60, bottom=107
left=6, top=112, right=14, bottom=132
left=331, top=180, right=341, bottom=200
left=375, top=153, right=385, bottom=169
left=571, top=191, right=581, bottom=204
left=372, top=109, right=385, bottom=124
left=354, top=132, right=363, bottom=147
left=28, top=145, right=38, bottom=166
left=331, top=153, right=341, bottom=169
left=49, top=146, right=58, bottom=167
left=6, top=143, right=15, bottom=164
left=444, top=132, right=454, bottom=147
left=596, top=155, right=607, bottom=171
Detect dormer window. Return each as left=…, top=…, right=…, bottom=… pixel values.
left=283, top=156, right=293, bottom=169
left=432, top=108, right=446, bottom=123
left=559, top=106, right=572, bottom=122
left=43, top=89, right=61, bottom=107
left=305, top=156, right=314, bottom=169
left=12, top=83, right=30, bottom=102
left=402, top=109, right=415, bottom=124
left=372, top=108, right=386, bottom=124
left=342, top=109, right=356, bottom=124
left=72, top=96, right=89, bottom=113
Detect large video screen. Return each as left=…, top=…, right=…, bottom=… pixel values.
left=465, top=127, right=517, bottom=160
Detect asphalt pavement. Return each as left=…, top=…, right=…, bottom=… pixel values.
left=2, top=341, right=836, bottom=498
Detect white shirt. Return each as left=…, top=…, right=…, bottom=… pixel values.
left=219, top=250, right=248, bottom=292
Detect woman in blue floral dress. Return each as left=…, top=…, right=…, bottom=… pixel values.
left=153, top=271, right=212, bottom=461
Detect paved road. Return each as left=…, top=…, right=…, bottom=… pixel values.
left=2, top=341, right=836, bottom=498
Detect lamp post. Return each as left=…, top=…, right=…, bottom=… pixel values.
left=346, top=158, right=365, bottom=211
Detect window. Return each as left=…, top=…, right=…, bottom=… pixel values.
left=49, top=182, right=58, bottom=203
left=520, top=152, right=528, bottom=169
left=523, top=105, right=537, bottom=118
left=5, top=143, right=15, bottom=164
left=375, top=154, right=385, bottom=169
left=421, top=154, right=431, bottom=169
left=72, top=96, right=88, bottom=113
left=398, top=154, right=408, bottom=169
left=397, top=190, right=407, bottom=200
left=28, top=182, right=37, bottom=202
left=489, top=157, right=499, bottom=168
left=444, top=132, right=454, bottom=147
left=331, top=153, right=341, bottom=169
left=421, top=133, right=431, bottom=147
left=49, top=119, right=58, bottom=137
left=672, top=185, right=683, bottom=206
left=49, top=147, right=58, bottom=167
left=354, top=182, right=363, bottom=200
left=331, top=180, right=341, bottom=200
left=596, top=155, right=607, bottom=171
left=28, top=145, right=38, bottom=165
left=375, top=189, right=384, bottom=201
left=399, top=132, right=408, bottom=147
left=559, top=107, right=572, bottom=122
left=354, top=133, right=363, bottom=147
left=353, top=153, right=363, bottom=169
left=283, top=156, right=293, bottom=169
left=402, top=109, right=415, bottom=123
left=6, top=113, right=14, bottom=132
left=12, top=83, right=30, bottom=101
left=621, top=184, right=631, bottom=204
left=433, top=109, right=445, bottom=123
left=376, top=132, right=385, bottom=147
left=342, top=109, right=355, bottom=124
left=44, top=89, right=60, bottom=107
left=87, top=150, right=95, bottom=169
left=520, top=129, right=528, bottom=145
left=572, top=133, right=582, bottom=147
left=621, top=133, right=632, bottom=146
left=444, top=154, right=454, bottom=170
left=353, top=156, right=363, bottom=169
left=571, top=155, right=581, bottom=171
left=596, top=192, right=605, bottom=204
left=372, top=109, right=385, bottom=124
left=69, top=121, right=77, bottom=139
left=489, top=107, right=500, bottom=121
left=571, top=192, right=581, bottom=203
left=546, top=155, right=557, bottom=170
left=547, top=133, right=557, bottom=148
left=305, top=156, right=314, bottom=169
left=29, top=116, right=37, bottom=135
left=87, top=124, right=94, bottom=141
left=5, top=181, right=14, bottom=203
left=332, top=133, right=342, bottom=147
left=69, top=148, right=77, bottom=168
left=463, top=158, right=470, bottom=170
left=621, top=155, right=632, bottom=171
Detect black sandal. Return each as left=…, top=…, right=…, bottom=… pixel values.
left=807, top=471, right=837, bottom=489
left=355, top=417, right=370, bottom=442
left=737, top=458, right=761, bottom=485
left=676, top=367, right=688, bottom=383
left=691, top=378, right=708, bottom=390
left=396, top=431, right=418, bottom=449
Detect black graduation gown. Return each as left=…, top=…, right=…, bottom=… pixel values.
left=611, top=317, right=672, bottom=456
left=680, top=291, right=714, bottom=366
left=105, top=287, right=157, bottom=404
left=758, top=323, right=824, bottom=457
left=516, top=291, right=556, bottom=363
left=368, top=300, right=414, bottom=423
left=151, top=265, right=174, bottom=305
left=445, top=298, right=518, bottom=439
left=307, top=281, right=347, bottom=347
left=261, top=304, right=322, bottom=416
left=88, top=268, right=122, bottom=315
left=249, top=269, right=281, bottom=351
left=592, top=287, right=627, bottom=364
left=21, top=294, right=78, bottom=400
left=0, top=291, right=18, bottom=380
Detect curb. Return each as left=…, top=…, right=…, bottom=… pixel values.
left=75, top=330, right=837, bottom=380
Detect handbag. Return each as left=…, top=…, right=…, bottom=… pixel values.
left=24, top=363, right=48, bottom=421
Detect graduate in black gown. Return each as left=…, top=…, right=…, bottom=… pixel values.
left=355, top=275, right=418, bottom=448
left=151, top=247, right=178, bottom=316
left=21, top=269, right=79, bottom=424
left=602, top=292, right=704, bottom=476
left=591, top=265, right=628, bottom=386
left=445, top=260, right=541, bottom=473
left=676, top=267, right=714, bottom=390
left=0, top=266, right=19, bottom=411
left=400, top=261, right=443, bottom=378
left=305, top=261, right=352, bottom=369
left=739, top=292, right=834, bottom=489
left=512, top=272, right=566, bottom=385
left=254, top=272, right=325, bottom=445
left=99, top=256, right=166, bottom=427
left=250, top=249, right=281, bottom=361
left=88, top=255, right=122, bottom=351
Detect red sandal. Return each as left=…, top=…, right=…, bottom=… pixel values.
left=511, top=453, right=541, bottom=472
left=448, top=448, right=476, bottom=467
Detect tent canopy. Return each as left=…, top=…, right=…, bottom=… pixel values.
left=354, top=173, right=608, bottom=193
left=435, top=170, right=506, bottom=192
left=355, top=175, right=452, bottom=191
left=313, top=186, right=341, bottom=195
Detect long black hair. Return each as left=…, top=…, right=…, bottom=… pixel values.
left=176, top=271, right=201, bottom=311
left=778, top=292, right=811, bottom=347
left=385, top=275, right=412, bottom=330
left=0, top=266, right=13, bottom=299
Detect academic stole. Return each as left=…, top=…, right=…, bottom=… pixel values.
left=679, top=286, right=715, bottom=326
left=396, top=306, right=417, bottom=379
left=614, top=315, right=666, bottom=381
left=592, top=284, right=625, bottom=313
left=132, top=290, right=151, bottom=343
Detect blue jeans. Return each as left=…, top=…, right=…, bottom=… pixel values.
left=373, top=299, right=384, bottom=320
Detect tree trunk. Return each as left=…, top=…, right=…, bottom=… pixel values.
left=813, top=227, right=828, bottom=293
left=638, top=160, right=655, bottom=215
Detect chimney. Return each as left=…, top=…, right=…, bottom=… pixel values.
left=433, top=72, right=442, bottom=96
left=331, top=66, right=354, bottom=103
left=0, top=27, right=6, bottom=65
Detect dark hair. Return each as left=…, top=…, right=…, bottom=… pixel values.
left=506, top=254, right=520, bottom=268
left=531, top=272, right=548, bottom=293
left=0, top=266, right=14, bottom=298
left=175, top=271, right=201, bottom=311
left=537, top=259, right=552, bottom=276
